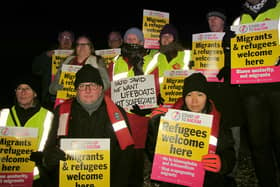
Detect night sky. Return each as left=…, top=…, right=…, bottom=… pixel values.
left=0, top=1, right=243, bottom=107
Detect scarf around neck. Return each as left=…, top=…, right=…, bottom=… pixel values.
left=77, top=93, right=104, bottom=115
left=243, top=0, right=276, bottom=19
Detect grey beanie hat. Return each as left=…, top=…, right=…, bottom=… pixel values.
left=123, top=27, right=144, bottom=43
left=207, top=11, right=226, bottom=21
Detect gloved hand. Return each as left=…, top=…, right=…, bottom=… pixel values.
left=275, top=56, right=280, bottom=66
left=202, top=154, right=221, bottom=173
left=157, top=93, right=165, bottom=106
left=188, top=60, right=195, bottom=70
left=132, top=55, right=144, bottom=76
left=216, top=66, right=229, bottom=81
left=150, top=107, right=168, bottom=118
left=130, top=104, right=152, bottom=116
left=30, top=151, right=44, bottom=166
left=43, top=147, right=66, bottom=171
left=222, top=29, right=236, bottom=50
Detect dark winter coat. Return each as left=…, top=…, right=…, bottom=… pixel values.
left=32, top=51, right=55, bottom=110
left=146, top=99, right=236, bottom=187
left=43, top=99, right=135, bottom=187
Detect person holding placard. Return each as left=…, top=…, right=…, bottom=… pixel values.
left=143, top=24, right=191, bottom=108
left=106, top=27, right=156, bottom=187
left=0, top=75, right=54, bottom=187
left=40, top=64, right=135, bottom=187
left=232, top=0, right=280, bottom=186
left=49, top=35, right=110, bottom=108
left=32, top=30, right=75, bottom=110
left=146, top=73, right=236, bottom=187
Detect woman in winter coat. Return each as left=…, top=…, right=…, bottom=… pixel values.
left=146, top=72, right=236, bottom=187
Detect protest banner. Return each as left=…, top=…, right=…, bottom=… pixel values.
left=60, top=138, right=110, bottom=187
left=95, top=48, right=121, bottom=68
left=230, top=20, right=280, bottom=84
left=192, top=32, right=225, bottom=82
left=0, top=126, right=38, bottom=187
left=142, top=9, right=169, bottom=49
left=111, top=74, right=157, bottom=111
left=54, top=64, right=82, bottom=108
left=160, top=70, right=195, bottom=108
left=51, top=49, right=73, bottom=81
left=151, top=109, right=213, bottom=187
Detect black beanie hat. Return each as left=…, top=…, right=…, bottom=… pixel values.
left=15, top=74, right=38, bottom=93
left=182, top=73, right=209, bottom=98
left=160, top=24, right=178, bottom=41
left=74, top=64, right=104, bottom=89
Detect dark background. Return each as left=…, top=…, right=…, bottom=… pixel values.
left=0, top=1, right=243, bottom=107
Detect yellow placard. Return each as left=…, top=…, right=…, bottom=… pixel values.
left=155, top=118, right=211, bottom=161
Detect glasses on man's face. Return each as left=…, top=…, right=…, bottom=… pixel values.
left=109, top=38, right=121, bottom=42
left=15, top=87, right=32, bottom=92
left=61, top=35, right=72, bottom=40
left=78, top=83, right=99, bottom=91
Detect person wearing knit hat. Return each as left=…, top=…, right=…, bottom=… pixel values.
left=182, top=72, right=210, bottom=113
left=73, top=64, right=105, bottom=105
left=106, top=26, right=153, bottom=187
left=146, top=71, right=237, bottom=187
left=14, top=74, right=38, bottom=95
left=182, top=72, right=209, bottom=99
left=207, top=9, right=243, bottom=185
left=207, top=10, right=226, bottom=22
left=159, top=23, right=179, bottom=42
left=123, top=27, right=144, bottom=45
left=41, top=61, right=136, bottom=187
left=0, top=73, right=54, bottom=187
left=12, top=74, right=41, bottom=109
left=144, top=22, right=189, bottom=110
left=118, top=27, right=147, bottom=76
left=157, top=23, right=186, bottom=62
left=74, top=64, right=104, bottom=89
left=207, top=10, right=226, bottom=32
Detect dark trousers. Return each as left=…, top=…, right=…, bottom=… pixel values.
left=240, top=86, right=280, bottom=187
left=129, top=148, right=145, bottom=187
left=208, top=83, right=244, bottom=128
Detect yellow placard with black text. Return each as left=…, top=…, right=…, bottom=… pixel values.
left=51, top=49, right=73, bottom=81
left=59, top=138, right=110, bottom=187
left=0, top=126, right=38, bottom=187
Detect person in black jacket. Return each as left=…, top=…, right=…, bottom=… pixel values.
left=32, top=30, right=75, bottom=110
left=146, top=73, right=236, bottom=187
left=233, top=0, right=280, bottom=186
left=206, top=10, right=245, bottom=182
left=40, top=64, right=136, bottom=187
